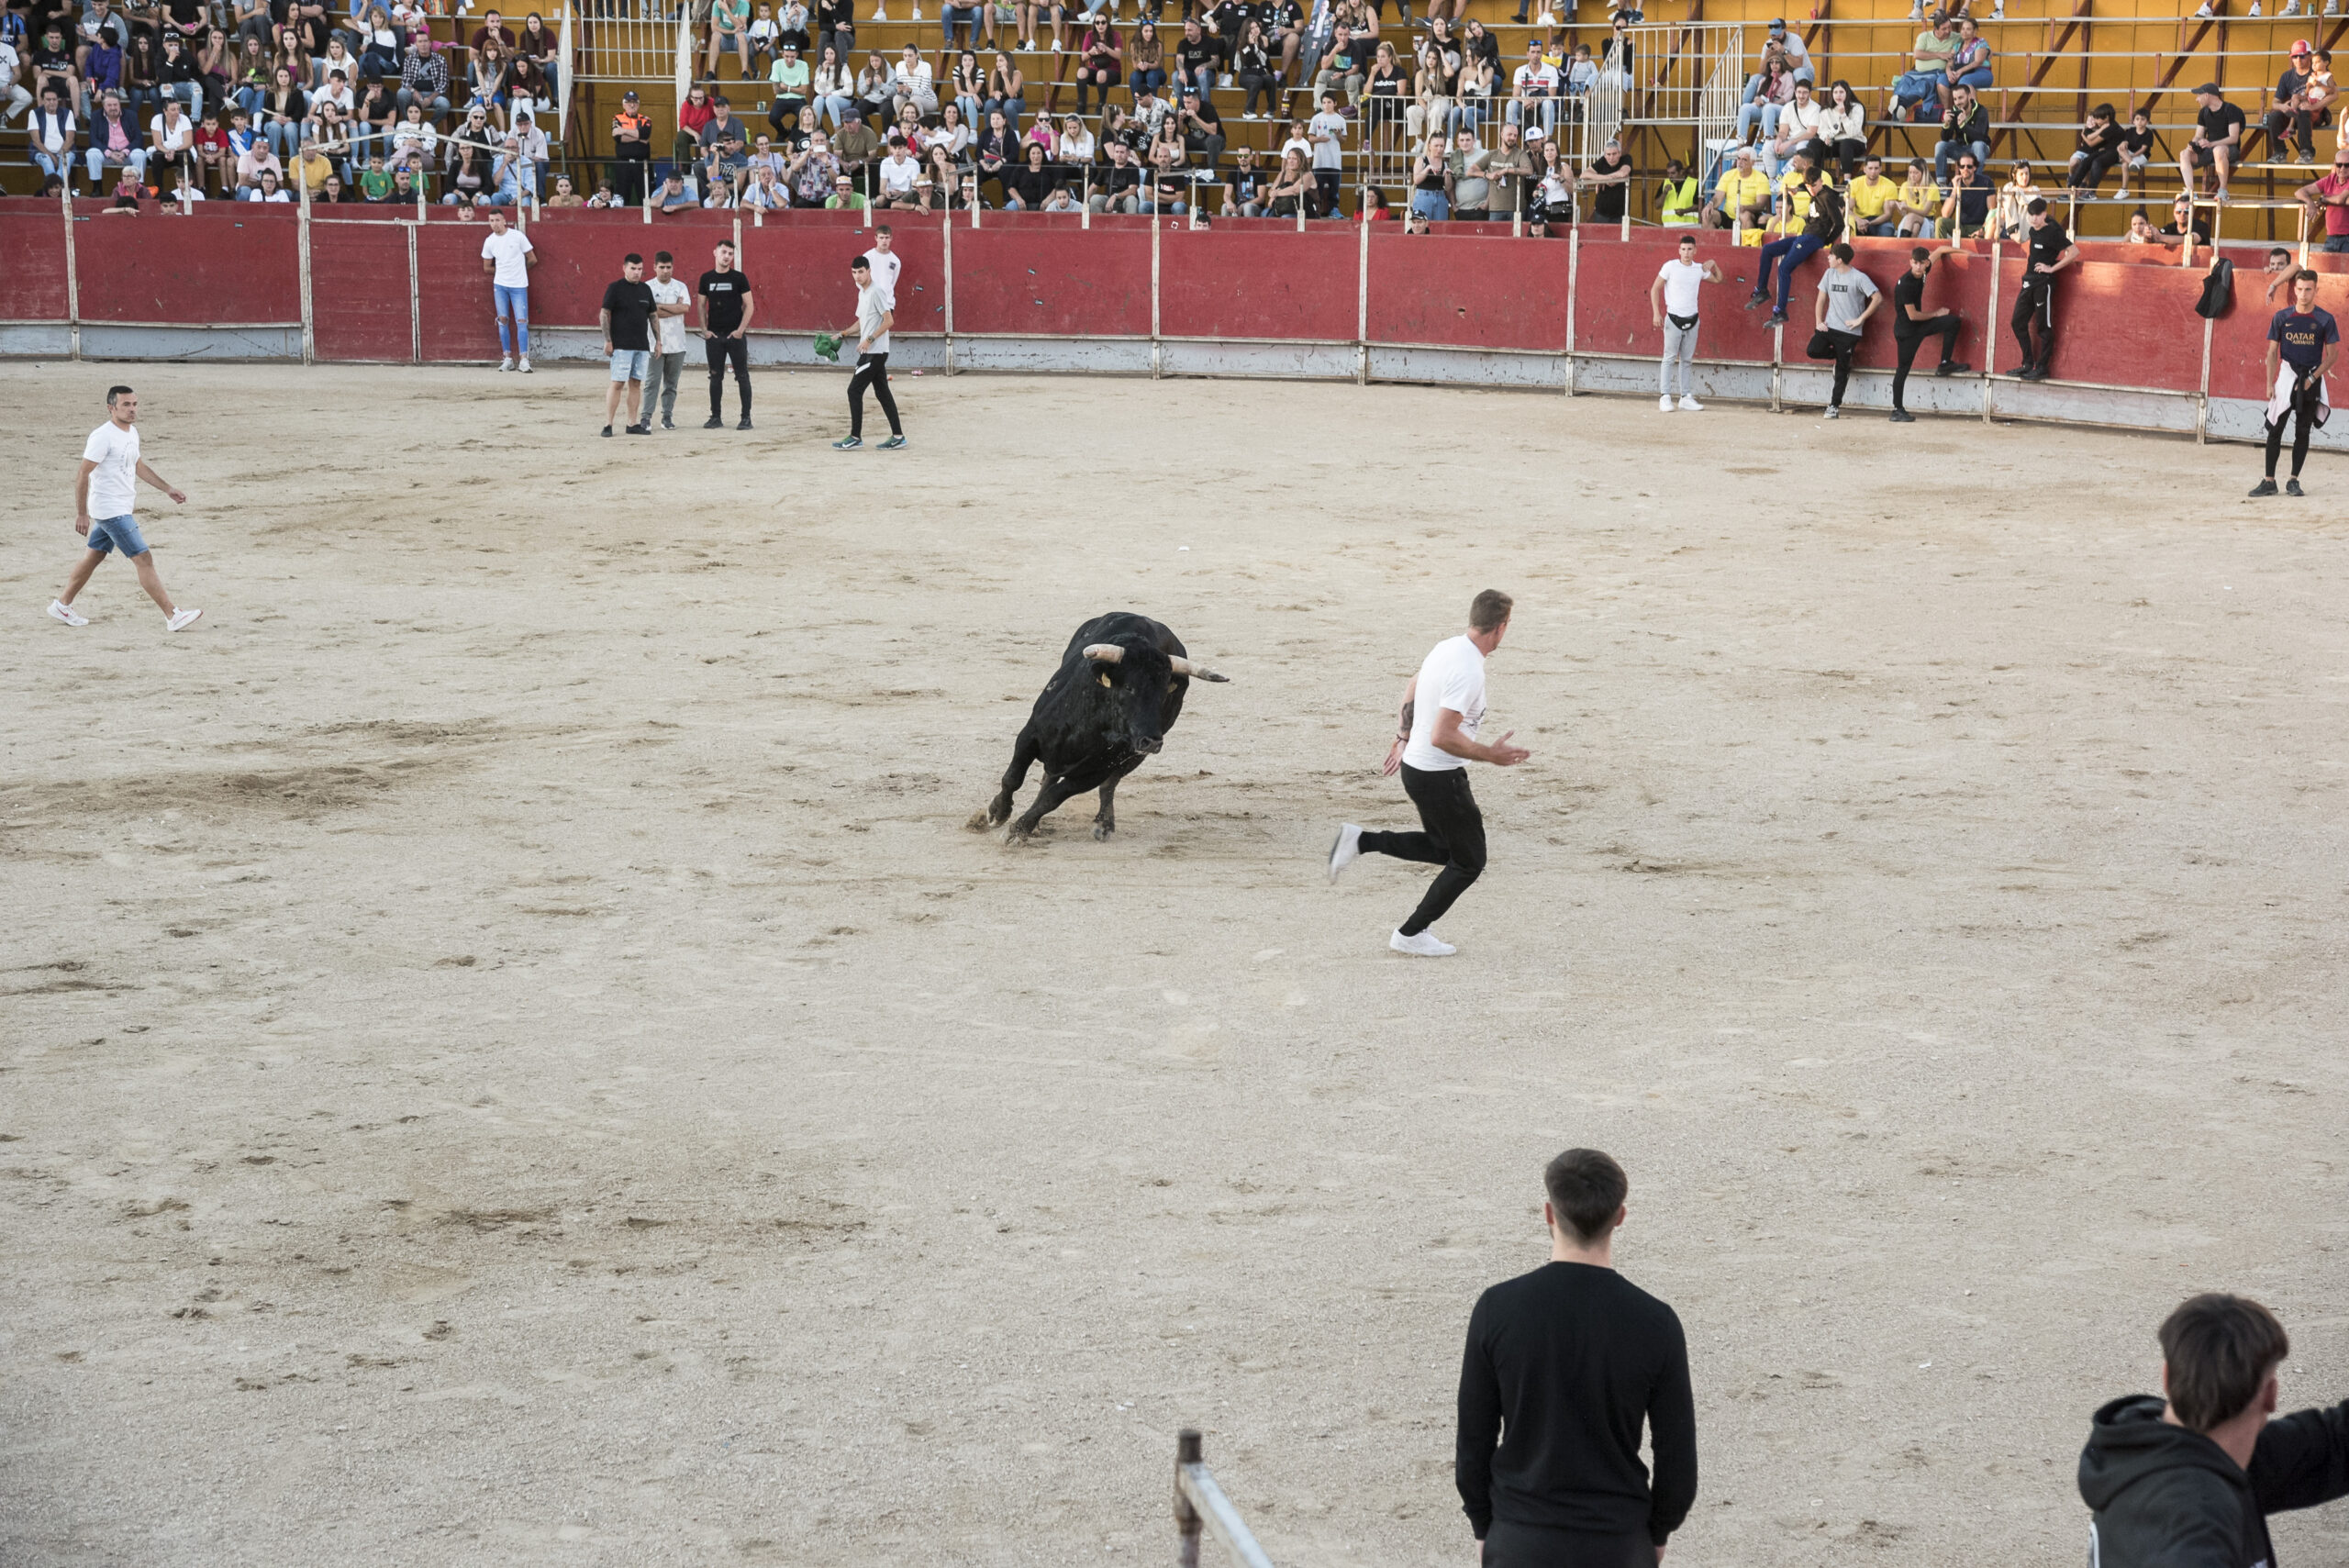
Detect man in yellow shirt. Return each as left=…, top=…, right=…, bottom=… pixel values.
left=1704, top=145, right=1773, bottom=236
left=1846, top=152, right=1898, bottom=234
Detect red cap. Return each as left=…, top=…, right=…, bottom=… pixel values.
left=2292, top=35, right=2313, bottom=52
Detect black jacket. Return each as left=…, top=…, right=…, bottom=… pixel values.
left=2078, top=1394, right=2349, bottom=1568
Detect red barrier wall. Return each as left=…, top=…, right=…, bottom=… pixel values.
left=73, top=205, right=299, bottom=324
left=9, top=207, right=2322, bottom=419
left=1365, top=229, right=1575, bottom=351
left=0, top=203, right=69, bottom=323
left=738, top=218, right=946, bottom=334
left=950, top=226, right=1152, bottom=337
left=1161, top=228, right=1357, bottom=342
left=309, top=220, right=412, bottom=362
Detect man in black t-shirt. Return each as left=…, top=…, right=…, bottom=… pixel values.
left=2266, top=42, right=2317, bottom=163
left=599, top=253, right=657, bottom=437
left=2252, top=269, right=2340, bottom=496
left=2009, top=197, right=2076, bottom=383
left=1174, top=18, right=1218, bottom=101
left=696, top=239, right=757, bottom=430
left=1887, top=242, right=1971, bottom=420
left=2179, top=83, right=2244, bottom=199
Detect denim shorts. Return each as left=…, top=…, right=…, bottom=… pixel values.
left=609, top=348, right=651, bottom=381
left=86, top=513, right=149, bottom=557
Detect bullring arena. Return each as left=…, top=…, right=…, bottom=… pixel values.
left=6, top=314, right=2349, bottom=1563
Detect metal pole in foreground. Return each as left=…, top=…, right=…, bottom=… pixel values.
left=60, top=180, right=81, bottom=361
left=1174, top=1429, right=1203, bottom=1568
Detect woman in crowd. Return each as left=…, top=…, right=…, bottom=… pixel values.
left=1262, top=145, right=1313, bottom=215
left=1409, top=132, right=1449, bottom=220
left=1128, top=22, right=1164, bottom=103
left=441, top=135, right=489, bottom=202
left=1407, top=37, right=1453, bottom=142
left=1995, top=157, right=2043, bottom=238
left=1055, top=110, right=1095, bottom=165
left=1002, top=139, right=1053, bottom=207
left=1363, top=39, right=1406, bottom=137
left=1452, top=46, right=1491, bottom=133
left=1234, top=18, right=1277, bottom=119
left=949, top=47, right=984, bottom=127
left=260, top=61, right=306, bottom=156
left=355, top=6, right=401, bottom=82
left=508, top=51, right=551, bottom=128
left=1819, top=79, right=1865, bottom=178
left=853, top=51, right=893, bottom=124
left=974, top=105, right=1015, bottom=198
left=811, top=44, right=854, bottom=128
left=930, top=100, right=974, bottom=192
left=981, top=50, right=1024, bottom=131
left=1074, top=17, right=1120, bottom=114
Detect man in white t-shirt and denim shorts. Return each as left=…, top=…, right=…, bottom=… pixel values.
left=1328, top=589, right=1528, bottom=956
left=48, top=384, right=200, bottom=632
left=479, top=207, right=536, bottom=373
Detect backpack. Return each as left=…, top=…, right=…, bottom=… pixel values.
left=2194, top=256, right=2233, bottom=319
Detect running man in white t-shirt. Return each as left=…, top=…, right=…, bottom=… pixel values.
left=48, top=384, right=200, bottom=632
left=1328, top=589, right=1529, bottom=956
left=831, top=253, right=905, bottom=450
left=479, top=207, right=538, bottom=373
left=1650, top=232, right=1722, bottom=412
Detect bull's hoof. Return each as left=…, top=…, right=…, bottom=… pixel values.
left=1091, top=822, right=1115, bottom=841
left=964, top=807, right=996, bottom=832
left=1003, top=824, right=1036, bottom=846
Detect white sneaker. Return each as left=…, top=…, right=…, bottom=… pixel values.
left=1658, top=393, right=1675, bottom=412
left=1823, top=405, right=1841, bottom=419
left=1678, top=394, right=1704, bottom=411
left=871, top=2, right=885, bottom=16
left=47, top=599, right=88, bottom=627
left=2192, top=0, right=2210, bottom=13
left=1328, top=823, right=1363, bottom=881
left=498, top=355, right=515, bottom=372
left=518, top=355, right=532, bottom=373
left=1389, top=929, right=1456, bottom=957
left=166, top=607, right=202, bottom=631
left=2247, top=1, right=2260, bottom=15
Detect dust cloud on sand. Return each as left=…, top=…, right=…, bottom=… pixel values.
left=2, top=362, right=2345, bottom=1567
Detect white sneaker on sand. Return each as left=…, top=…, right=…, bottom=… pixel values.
left=1390, top=929, right=1455, bottom=957
left=166, top=607, right=202, bottom=631
left=499, top=356, right=515, bottom=371
left=47, top=599, right=88, bottom=627
left=1658, top=394, right=1675, bottom=412
left=1328, top=823, right=1363, bottom=881
left=1823, top=405, right=1841, bottom=419
left=518, top=355, right=532, bottom=373
left=1678, top=394, right=1704, bottom=411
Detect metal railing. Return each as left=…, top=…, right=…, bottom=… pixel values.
left=1174, top=1429, right=1275, bottom=1568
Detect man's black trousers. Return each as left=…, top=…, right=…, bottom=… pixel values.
left=1892, top=317, right=1962, bottom=409
left=849, top=351, right=900, bottom=437
left=1358, top=762, right=1486, bottom=937
left=2266, top=372, right=2323, bottom=479
left=2011, top=278, right=2055, bottom=372
left=1479, top=1522, right=1655, bottom=1568
left=707, top=333, right=751, bottom=417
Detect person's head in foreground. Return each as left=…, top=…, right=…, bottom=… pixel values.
left=1543, top=1147, right=1625, bottom=1254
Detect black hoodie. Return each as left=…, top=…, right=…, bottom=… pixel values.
left=2078, top=1394, right=2349, bottom=1568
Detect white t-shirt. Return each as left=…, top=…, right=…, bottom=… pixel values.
left=878, top=153, right=918, bottom=195
left=862, top=243, right=901, bottom=306
left=648, top=275, right=691, bottom=351
left=1308, top=109, right=1347, bottom=170
left=855, top=280, right=891, bottom=355
left=481, top=227, right=535, bottom=288
left=1401, top=634, right=1487, bottom=773
left=1656, top=256, right=1706, bottom=317
left=83, top=420, right=141, bottom=518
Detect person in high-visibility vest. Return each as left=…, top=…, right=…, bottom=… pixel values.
left=1657, top=156, right=1700, bottom=226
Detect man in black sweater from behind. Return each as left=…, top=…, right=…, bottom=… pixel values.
left=2079, top=1293, right=2349, bottom=1567
left=1457, top=1148, right=1698, bottom=1568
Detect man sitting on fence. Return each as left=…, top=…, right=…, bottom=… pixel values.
left=1747, top=164, right=1841, bottom=326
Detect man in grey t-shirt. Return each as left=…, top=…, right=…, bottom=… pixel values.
left=1807, top=242, right=1879, bottom=420
left=1448, top=128, right=1492, bottom=218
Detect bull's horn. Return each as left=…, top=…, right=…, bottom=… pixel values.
left=1168, top=657, right=1230, bottom=683
left=1081, top=644, right=1124, bottom=663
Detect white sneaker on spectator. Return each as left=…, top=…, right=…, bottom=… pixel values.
left=1389, top=929, right=1456, bottom=957
left=1658, top=394, right=1675, bottom=412
left=2247, top=1, right=2260, bottom=13
left=1678, top=394, right=1704, bottom=411
left=518, top=355, right=532, bottom=373
left=166, top=607, right=202, bottom=631
left=498, top=356, right=515, bottom=371
left=1328, top=823, right=1363, bottom=881
left=47, top=599, right=88, bottom=627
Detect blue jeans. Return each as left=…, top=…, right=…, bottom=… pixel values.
left=86, top=147, right=148, bottom=183
left=818, top=93, right=853, bottom=127
left=943, top=4, right=980, bottom=44
left=1185, top=62, right=1215, bottom=101
left=1892, top=68, right=1940, bottom=105
left=1754, top=232, right=1824, bottom=313
left=266, top=118, right=301, bottom=156
left=1127, top=68, right=1163, bottom=98
left=1934, top=138, right=1989, bottom=183
left=1733, top=100, right=1781, bottom=142
left=495, top=284, right=529, bottom=355
left=2326, top=234, right=2349, bottom=252
left=982, top=93, right=1026, bottom=127
left=1409, top=186, right=1447, bottom=220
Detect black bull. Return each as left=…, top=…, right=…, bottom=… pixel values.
left=969, top=613, right=1230, bottom=842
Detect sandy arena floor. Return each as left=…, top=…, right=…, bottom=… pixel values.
left=2, top=362, right=2346, bottom=1568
